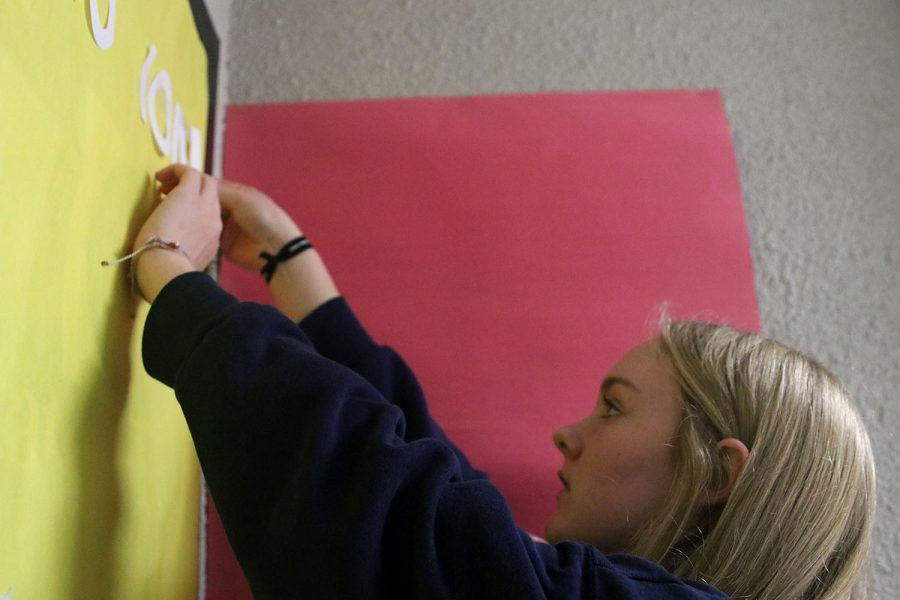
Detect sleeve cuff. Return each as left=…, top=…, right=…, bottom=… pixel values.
left=299, top=296, right=379, bottom=365
left=143, top=271, right=240, bottom=387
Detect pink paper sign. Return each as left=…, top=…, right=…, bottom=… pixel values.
left=212, top=90, right=758, bottom=597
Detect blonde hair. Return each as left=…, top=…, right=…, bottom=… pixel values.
left=625, top=320, right=876, bottom=599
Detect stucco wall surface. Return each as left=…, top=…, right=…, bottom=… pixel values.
left=224, top=1, right=899, bottom=594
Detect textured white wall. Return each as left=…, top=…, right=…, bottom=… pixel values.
left=224, top=0, right=899, bottom=594
left=203, top=0, right=230, bottom=36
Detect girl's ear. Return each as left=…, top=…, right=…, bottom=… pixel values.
left=701, top=438, right=750, bottom=507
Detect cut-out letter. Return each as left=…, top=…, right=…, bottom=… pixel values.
left=147, top=69, right=173, bottom=156
left=189, top=127, right=203, bottom=169
left=89, top=0, right=116, bottom=49
left=139, top=44, right=157, bottom=123
left=170, top=103, right=188, bottom=165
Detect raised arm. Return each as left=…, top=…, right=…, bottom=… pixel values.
left=216, top=179, right=483, bottom=476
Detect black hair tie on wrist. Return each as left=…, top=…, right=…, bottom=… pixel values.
left=260, top=236, right=313, bottom=283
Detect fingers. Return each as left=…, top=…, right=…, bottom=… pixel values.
left=155, top=163, right=191, bottom=183
left=155, top=163, right=202, bottom=196
left=155, top=166, right=239, bottom=228
left=153, top=170, right=299, bottom=255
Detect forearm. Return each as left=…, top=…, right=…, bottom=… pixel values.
left=267, top=246, right=340, bottom=322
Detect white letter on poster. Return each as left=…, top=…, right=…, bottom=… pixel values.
left=189, top=127, right=203, bottom=169
left=89, top=0, right=116, bottom=49
left=170, top=103, right=188, bottom=165
left=139, top=44, right=158, bottom=123
left=147, top=69, right=174, bottom=156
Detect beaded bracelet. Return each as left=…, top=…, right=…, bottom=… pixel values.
left=260, top=236, right=313, bottom=283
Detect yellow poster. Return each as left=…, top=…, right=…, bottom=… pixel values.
left=0, top=2, right=211, bottom=597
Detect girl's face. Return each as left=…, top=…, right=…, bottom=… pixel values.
left=545, top=338, right=684, bottom=553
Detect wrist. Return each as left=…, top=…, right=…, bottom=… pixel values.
left=268, top=250, right=339, bottom=322
left=259, top=235, right=313, bottom=283
left=263, top=226, right=303, bottom=256
left=135, top=248, right=195, bottom=303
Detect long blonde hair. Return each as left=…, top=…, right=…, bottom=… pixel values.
left=626, top=321, right=876, bottom=599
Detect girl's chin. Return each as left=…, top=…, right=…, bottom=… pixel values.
left=543, top=513, right=564, bottom=544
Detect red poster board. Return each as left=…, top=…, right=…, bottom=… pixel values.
left=212, top=90, right=758, bottom=597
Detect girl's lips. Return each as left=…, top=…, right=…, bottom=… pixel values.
left=558, top=471, right=570, bottom=491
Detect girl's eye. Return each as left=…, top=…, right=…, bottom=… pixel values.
left=601, top=398, right=621, bottom=417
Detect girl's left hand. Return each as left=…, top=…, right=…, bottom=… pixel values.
left=133, top=164, right=223, bottom=302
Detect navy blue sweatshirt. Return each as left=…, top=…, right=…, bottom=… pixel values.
left=143, top=272, right=730, bottom=600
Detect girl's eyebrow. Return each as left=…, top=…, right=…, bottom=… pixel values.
left=600, top=376, right=641, bottom=396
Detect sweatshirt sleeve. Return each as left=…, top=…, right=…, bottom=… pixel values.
left=299, top=297, right=485, bottom=480
left=143, top=273, right=730, bottom=600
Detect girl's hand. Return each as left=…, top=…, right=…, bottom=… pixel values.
left=218, top=180, right=302, bottom=272
left=133, top=164, right=222, bottom=302
left=217, top=179, right=339, bottom=321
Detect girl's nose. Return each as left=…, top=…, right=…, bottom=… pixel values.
left=553, top=423, right=581, bottom=459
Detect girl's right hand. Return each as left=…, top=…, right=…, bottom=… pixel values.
left=218, top=179, right=303, bottom=272
left=217, top=179, right=340, bottom=321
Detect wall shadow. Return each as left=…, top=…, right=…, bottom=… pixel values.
left=68, top=176, right=157, bottom=600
